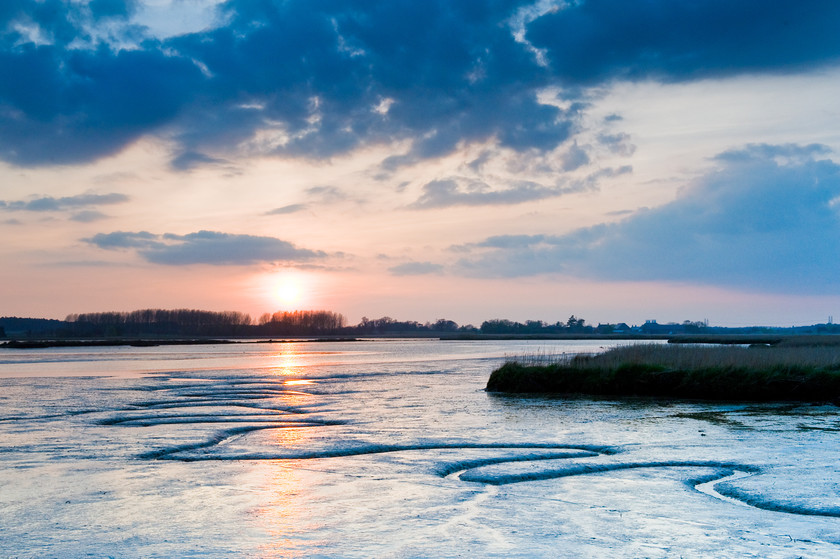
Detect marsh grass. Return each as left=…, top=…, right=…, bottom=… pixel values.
left=570, top=343, right=840, bottom=371
left=502, top=349, right=576, bottom=366
left=487, top=344, right=840, bottom=402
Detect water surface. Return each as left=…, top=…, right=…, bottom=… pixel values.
left=1, top=339, right=838, bottom=557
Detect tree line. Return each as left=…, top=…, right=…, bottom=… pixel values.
left=479, top=315, right=590, bottom=334
left=256, top=310, right=347, bottom=335
left=11, top=309, right=825, bottom=339
left=6, top=309, right=593, bottom=337
left=64, top=309, right=253, bottom=336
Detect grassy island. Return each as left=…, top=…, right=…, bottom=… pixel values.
left=486, top=343, right=840, bottom=403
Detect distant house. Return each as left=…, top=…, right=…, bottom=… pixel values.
left=595, top=322, right=633, bottom=334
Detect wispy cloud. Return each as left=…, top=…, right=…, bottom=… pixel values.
left=0, top=193, right=129, bottom=212
left=306, top=186, right=349, bottom=204
left=410, top=179, right=565, bottom=209
left=265, top=204, right=307, bottom=216
left=69, top=210, right=109, bottom=223
left=84, top=230, right=326, bottom=266
left=170, top=151, right=228, bottom=171
left=410, top=166, right=631, bottom=209
left=453, top=144, right=840, bottom=293
left=388, top=261, right=444, bottom=276
left=84, top=231, right=160, bottom=249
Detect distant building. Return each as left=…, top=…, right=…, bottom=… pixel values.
left=640, top=320, right=683, bottom=335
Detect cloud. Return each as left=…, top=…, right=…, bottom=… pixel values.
left=70, top=210, right=109, bottom=223
left=0, top=40, right=205, bottom=165
left=388, top=261, right=444, bottom=276
left=2, top=1, right=839, bottom=169
left=0, top=192, right=129, bottom=212
left=265, top=204, right=307, bottom=216
left=84, top=229, right=326, bottom=266
left=85, top=230, right=160, bottom=249
left=455, top=144, right=840, bottom=293
left=410, top=165, right=632, bottom=209
left=597, top=133, right=635, bottom=156
left=170, top=151, right=228, bottom=171
left=713, top=143, right=832, bottom=163
left=527, top=0, right=840, bottom=84
left=560, top=142, right=590, bottom=172
left=411, top=178, right=575, bottom=209
left=89, top=0, right=138, bottom=21
left=306, top=186, right=348, bottom=204
left=476, top=234, right=547, bottom=249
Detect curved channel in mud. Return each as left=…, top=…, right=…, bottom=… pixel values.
left=94, top=372, right=840, bottom=519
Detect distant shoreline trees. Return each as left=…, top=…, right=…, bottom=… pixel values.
left=479, top=315, right=591, bottom=335
left=2, top=309, right=839, bottom=339
left=43, top=309, right=478, bottom=337
left=256, top=310, right=346, bottom=335
left=64, top=309, right=253, bottom=337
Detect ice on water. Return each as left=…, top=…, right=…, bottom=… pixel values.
left=1, top=340, right=838, bottom=557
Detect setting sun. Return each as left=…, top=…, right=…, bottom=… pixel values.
left=276, top=280, right=300, bottom=306
left=261, top=271, right=314, bottom=310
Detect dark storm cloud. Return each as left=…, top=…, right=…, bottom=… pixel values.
left=2, top=1, right=839, bottom=167
left=84, top=229, right=326, bottom=265
left=164, top=0, right=576, bottom=166
left=0, top=44, right=205, bottom=165
left=455, top=144, right=840, bottom=293
left=0, top=192, right=129, bottom=211
left=527, top=0, right=840, bottom=83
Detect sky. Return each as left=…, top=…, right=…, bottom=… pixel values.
left=2, top=0, right=840, bottom=327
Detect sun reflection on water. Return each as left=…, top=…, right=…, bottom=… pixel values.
left=283, top=379, right=314, bottom=386
left=269, top=344, right=305, bottom=376
left=253, top=342, right=341, bottom=556
left=252, top=423, right=337, bottom=558
left=252, top=458, right=314, bottom=559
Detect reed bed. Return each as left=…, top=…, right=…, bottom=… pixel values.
left=570, top=343, right=840, bottom=371
left=487, top=344, right=840, bottom=402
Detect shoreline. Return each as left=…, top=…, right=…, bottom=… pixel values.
left=0, top=337, right=362, bottom=349
left=4, top=333, right=840, bottom=350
